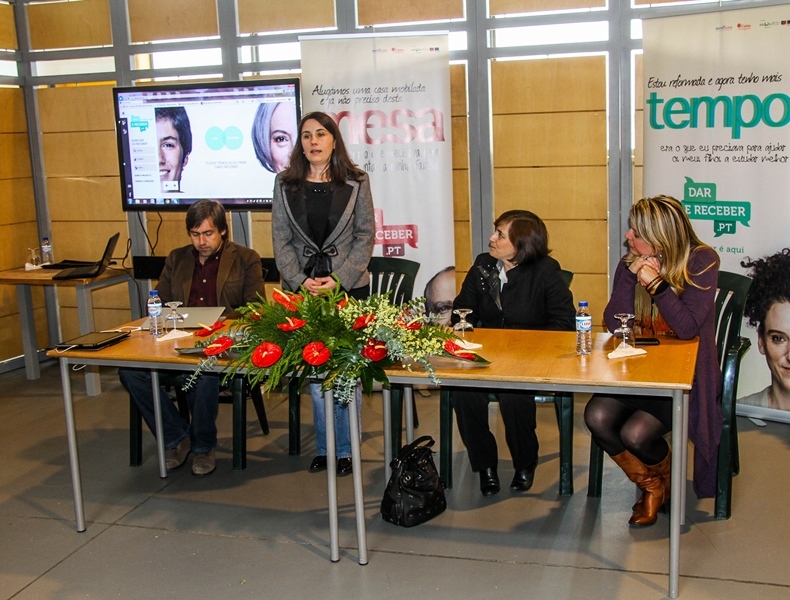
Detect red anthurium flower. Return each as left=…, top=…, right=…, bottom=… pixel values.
left=203, top=335, right=233, bottom=356
left=360, top=338, right=387, bottom=362
left=272, top=289, right=303, bottom=311
left=303, top=341, right=331, bottom=366
left=398, top=316, right=422, bottom=330
left=444, top=339, right=476, bottom=361
left=277, top=316, right=306, bottom=332
left=251, top=341, right=283, bottom=368
left=336, top=296, right=348, bottom=310
left=353, top=313, right=375, bottom=330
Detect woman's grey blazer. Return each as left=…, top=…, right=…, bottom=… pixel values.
left=271, top=174, right=375, bottom=293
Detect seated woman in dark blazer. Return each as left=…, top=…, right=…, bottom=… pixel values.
left=451, top=210, right=575, bottom=497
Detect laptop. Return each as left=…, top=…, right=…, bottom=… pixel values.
left=55, top=330, right=130, bottom=351
left=52, top=233, right=121, bottom=281
left=141, top=306, right=226, bottom=330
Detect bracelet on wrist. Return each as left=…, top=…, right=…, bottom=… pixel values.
left=648, top=279, right=669, bottom=296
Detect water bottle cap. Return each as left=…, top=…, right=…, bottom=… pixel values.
left=43, top=237, right=49, bottom=243
left=149, top=290, right=158, bottom=296
left=579, top=301, right=588, bottom=307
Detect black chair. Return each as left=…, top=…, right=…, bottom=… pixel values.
left=287, top=257, right=421, bottom=455
left=435, top=269, right=576, bottom=495
left=586, top=270, right=751, bottom=519
left=128, top=257, right=271, bottom=471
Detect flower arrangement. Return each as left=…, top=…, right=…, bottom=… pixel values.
left=184, top=283, right=488, bottom=403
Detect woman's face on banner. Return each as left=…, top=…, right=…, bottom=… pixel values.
left=758, top=301, right=790, bottom=396
left=270, top=102, right=297, bottom=172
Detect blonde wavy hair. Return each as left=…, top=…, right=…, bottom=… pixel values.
left=626, top=195, right=717, bottom=293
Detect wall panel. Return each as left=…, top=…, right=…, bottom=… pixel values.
left=357, top=0, right=463, bottom=27
left=493, top=112, right=607, bottom=167
left=0, top=89, right=27, bottom=132
left=128, top=0, right=218, bottom=44
left=46, top=177, right=123, bottom=222
left=238, top=0, right=334, bottom=34
left=494, top=166, right=607, bottom=220
left=491, top=56, right=608, bottom=322
left=490, top=0, right=605, bottom=16
left=0, top=86, right=37, bottom=362
left=38, top=86, right=116, bottom=133
left=0, top=3, right=18, bottom=50
left=42, top=131, right=119, bottom=177
left=492, top=56, right=606, bottom=114
left=28, top=0, right=112, bottom=50
left=0, top=178, right=36, bottom=226
left=0, top=133, right=33, bottom=179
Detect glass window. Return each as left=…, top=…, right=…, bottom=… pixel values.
left=33, top=56, right=115, bottom=77
left=239, top=42, right=301, bottom=64
left=0, top=60, right=18, bottom=77
left=136, top=47, right=223, bottom=70
left=493, top=21, right=608, bottom=48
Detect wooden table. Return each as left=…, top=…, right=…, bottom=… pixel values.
left=378, top=329, right=698, bottom=599
left=50, top=326, right=698, bottom=598
left=0, top=266, right=138, bottom=395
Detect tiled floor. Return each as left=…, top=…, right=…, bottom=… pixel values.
left=2, top=362, right=789, bottom=599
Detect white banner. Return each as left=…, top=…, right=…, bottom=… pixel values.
left=300, top=34, right=455, bottom=320
left=642, top=7, right=790, bottom=420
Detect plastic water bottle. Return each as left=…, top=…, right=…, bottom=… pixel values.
left=41, top=237, right=53, bottom=265
left=575, top=301, right=592, bottom=355
left=147, top=290, right=164, bottom=337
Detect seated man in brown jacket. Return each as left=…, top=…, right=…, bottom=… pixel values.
left=120, top=200, right=263, bottom=477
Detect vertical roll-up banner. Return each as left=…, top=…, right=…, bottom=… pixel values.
left=642, top=7, right=790, bottom=422
left=300, top=34, right=456, bottom=321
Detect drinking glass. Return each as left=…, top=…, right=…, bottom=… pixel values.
left=453, top=308, right=474, bottom=338
left=28, top=248, right=40, bottom=267
left=165, top=301, right=185, bottom=332
left=613, top=313, right=636, bottom=350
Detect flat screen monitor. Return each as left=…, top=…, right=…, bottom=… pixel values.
left=113, top=78, right=301, bottom=211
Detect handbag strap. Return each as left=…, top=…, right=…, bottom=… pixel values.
left=395, top=435, right=435, bottom=463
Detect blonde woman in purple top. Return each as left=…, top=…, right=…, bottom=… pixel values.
left=585, top=195, right=720, bottom=527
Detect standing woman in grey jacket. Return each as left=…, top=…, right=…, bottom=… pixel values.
left=272, top=111, right=375, bottom=476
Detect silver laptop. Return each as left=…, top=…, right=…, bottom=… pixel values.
left=142, top=306, right=226, bottom=330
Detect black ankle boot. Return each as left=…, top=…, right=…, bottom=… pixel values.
left=479, top=467, right=500, bottom=497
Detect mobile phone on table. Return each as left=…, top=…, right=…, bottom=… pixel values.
left=635, top=337, right=660, bottom=346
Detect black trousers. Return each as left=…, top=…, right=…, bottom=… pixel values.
left=452, top=389, right=538, bottom=473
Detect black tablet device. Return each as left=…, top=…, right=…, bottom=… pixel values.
left=56, top=331, right=130, bottom=351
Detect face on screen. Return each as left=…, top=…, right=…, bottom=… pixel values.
left=158, top=117, right=188, bottom=189
left=270, top=102, right=297, bottom=173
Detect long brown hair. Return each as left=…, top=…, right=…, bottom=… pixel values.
left=279, top=111, right=366, bottom=193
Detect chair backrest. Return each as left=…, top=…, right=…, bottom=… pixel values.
left=560, top=269, right=573, bottom=287
left=714, top=270, right=752, bottom=365
left=132, top=255, right=166, bottom=280
left=368, top=257, right=420, bottom=305
left=260, top=257, right=280, bottom=282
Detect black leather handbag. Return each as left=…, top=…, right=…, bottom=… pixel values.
left=381, top=435, right=447, bottom=527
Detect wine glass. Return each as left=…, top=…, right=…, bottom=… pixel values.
left=28, top=248, right=40, bottom=267
left=453, top=308, right=474, bottom=338
left=613, top=312, right=636, bottom=350
left=164, top=301, right=185, bottom=332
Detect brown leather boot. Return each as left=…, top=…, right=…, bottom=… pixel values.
left=631, top=451, right=671, bottom=527
left=610, top=450, right=669, bottom=527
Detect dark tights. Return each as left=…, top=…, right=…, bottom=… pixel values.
left=584, top=395, right=671, bottom=466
